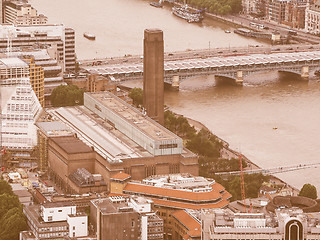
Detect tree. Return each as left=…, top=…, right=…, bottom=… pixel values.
left=128, top=87, right=143, bottom=107
left=0, top=180, right=13, bottom=195
left=0, top=193, right=21, bottom=217
left=299, top=183, right=317, bottom=199
left=50, top=85, right=84, bottom=107
left=0, top=207, right=28, bottom=240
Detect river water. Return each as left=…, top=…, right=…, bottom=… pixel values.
left=30, top=0, right=320, bottom=192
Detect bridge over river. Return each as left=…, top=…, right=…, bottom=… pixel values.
left=83, top=50, right=320, bottom=88
left=215, top=162, right=320, bottom=176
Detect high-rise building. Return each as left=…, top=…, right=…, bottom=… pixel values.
left=143, top=29, right=164, bottom=125
left=0, top=57, right=42, bottom=152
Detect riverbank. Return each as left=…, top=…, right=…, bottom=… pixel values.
left=184, top=115, right=300, bottom=196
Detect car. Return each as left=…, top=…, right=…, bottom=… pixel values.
left=168, top=53, right=174, bottom=56
left=232, top=50, right=238, bottom=53
left=287, top=47, right=293, bottom=50
left=217, top=51, right=223, bottom=53
left=309, top=46, right=314, bottom=49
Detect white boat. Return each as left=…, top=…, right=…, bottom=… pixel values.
left=83, top=33, right=96, bottom=40
left=172, top=5, right=204, bottom=23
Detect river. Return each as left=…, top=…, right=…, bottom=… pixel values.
left=30, top=0, right=320, bottom=192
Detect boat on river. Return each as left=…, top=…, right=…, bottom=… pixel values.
left=150, top=0, right=163, bottom=8
left=172, top=5, right=204, bottom=23
left=150, top=2, right=163, bottom=8
left=83, top=33, right=96, bottom=40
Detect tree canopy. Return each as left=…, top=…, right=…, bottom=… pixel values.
left=50, top=84, right=84, bottom=107
left=299, top=183, right=317, bottom=199
left=128, top=87, right=143, bottom=107
left=177, top=0, right=242, bottom=15
left=0, top=181, right=28, bottom=240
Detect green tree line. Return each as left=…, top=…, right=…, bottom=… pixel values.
left=176, top=0, right=242, bottom=15
left=128, top=88, right=269, bottom=201
left=0, top=180, right=28, bottom=240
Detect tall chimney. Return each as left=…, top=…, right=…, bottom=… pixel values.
left=143, top=29, right=164, bottom=125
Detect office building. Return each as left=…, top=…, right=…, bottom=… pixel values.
left=306, top=0, right=320, bottom=34
left=4, top=0, right=47, bottom=25
left=0, top=57, right=42, bottom=152
left=110, top=173, right=231, bottom=239
left=143, top=29, right=164, bottom=125
left=4, top=47, right=66, bottom=106
left=0, top=24, right=75, bottom=72
left=23, top=202, right=88, bottom=239
left=90, top=196, right=163, bottom=240
left=201, top=206, right=320, bottom=240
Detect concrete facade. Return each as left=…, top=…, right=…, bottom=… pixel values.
left=143, top=29, right=164, bottom=125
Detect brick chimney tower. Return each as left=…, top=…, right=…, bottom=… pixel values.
left=143, top=29, right=164, bottom=125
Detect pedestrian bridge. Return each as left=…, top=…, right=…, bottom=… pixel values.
left=86, top=51, right=320, bottom=88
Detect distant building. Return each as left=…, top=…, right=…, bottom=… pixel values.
left=201, top=207, right=320, bottom=240
left=90, top=196, right=163, bottom=240
left=0, top=57, right=42, bottom=154
left=266, top=0, right=307, bottom=28
left=23, top=202, right=88, bottom=239
left=305, top=0, right=320, bottom=34
left=0, top=24, right=75, bottom=72
left=3, top=0, right=47, bottom=25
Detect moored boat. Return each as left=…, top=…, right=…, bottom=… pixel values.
left=150, top=2, right=163, bottom=8
left=172, top=5, right=204, bottom=23
left=83, top=33, right=96, bottom=40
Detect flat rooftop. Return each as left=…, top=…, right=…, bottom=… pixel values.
left=0, top=57, right=28, bottom=68
left=47, top=106, right=151, bottom=162
left=91, top=198, right=134, bottom=214
left=36, top=121, right=73, bottom=137
left=50, top=136, right=93, bottom=154
left=87, top=91, right=181, bottom=142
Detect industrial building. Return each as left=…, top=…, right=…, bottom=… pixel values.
left=0, top=57, right=42, bottom=154
left=44, top=91, right=198, bottom=193
left=36, top=121, right=73, bottom=173
left=143, top=29, right=164, bottom=125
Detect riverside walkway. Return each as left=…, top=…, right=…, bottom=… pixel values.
left=82, top=50, right=320, bottom=87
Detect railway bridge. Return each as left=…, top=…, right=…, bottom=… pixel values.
left=84, top=51, right=320, bottom=89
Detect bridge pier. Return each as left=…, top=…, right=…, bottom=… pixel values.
left=301, top=66, right=309, bottom=80
left=171, top=75, right=180, bottom=90
left=235, top=71, right=243, bottom=86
